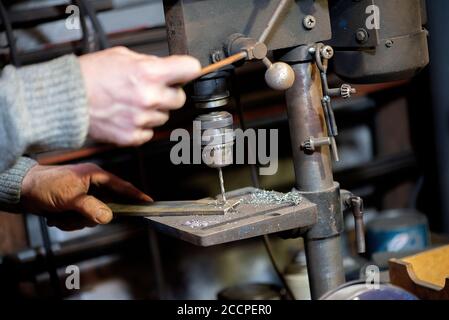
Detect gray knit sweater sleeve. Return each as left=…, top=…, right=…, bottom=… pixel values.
left=0, top=157, right=37, bottom=205
left=0, top=54, right=89, bottom=204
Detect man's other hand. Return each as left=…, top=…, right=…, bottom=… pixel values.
left=20, top=163, right=152, bottom=231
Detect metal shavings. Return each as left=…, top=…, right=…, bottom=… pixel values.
left=241, top=190, right=302, bottom=206
left=207, top=199, right=241, bottom=213
left=182, top=220, right=217, bottom=229
left=183, top=219, right=210, bottom=228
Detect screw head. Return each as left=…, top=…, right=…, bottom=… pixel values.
left=321, top=45, right=334, bottom=59
left=303, top=15, right=316, bottom=30
left=355, top=28, right=369, bottom=43
left=385, top=40, right=394, bottom=48
left=211, top=51, right=222, bottom=63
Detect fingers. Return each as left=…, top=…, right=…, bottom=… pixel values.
left=88, top=100, right=172, bottom=146
left=128, top=81, right=186, bottom=110
left=71, top=194, right=113, bottom=224
left=84, top=48, right=200, bottom=147
left=134, top=110, right=170, bottom=127
left=160, top=55, right=202, bottom=85
left=87, top=166, right=153, bottom=202
left=40, top=162, right=153, bottom=230
left=139, top=55, right=201, bottom=86
left=88, top=113, right=155, bottom=146
left=118, top=129, right=154, bottom=146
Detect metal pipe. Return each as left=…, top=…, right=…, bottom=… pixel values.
left=199, top=51, right=247, bottom=77
left=285, top=62, right=345, bottom=299
left=285, top=62, right=334, bottom=192
left=304, top=236, right=345, bottom=299
left=258, top=0, right=291, bottom=44
left=0, top=0, right=20, bottom=66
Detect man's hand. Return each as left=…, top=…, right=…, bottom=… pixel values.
left=20, top=163, right=152, bottom=231
left=79, top=47, right=201, bottom=146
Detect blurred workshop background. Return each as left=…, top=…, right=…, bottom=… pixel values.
left=0, top=0, right=448, bottom=300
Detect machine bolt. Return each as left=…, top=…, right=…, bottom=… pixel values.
left=320, top=45, right=334, bottom=59
left=303, top=15, right=316, bottom=30
left=355, top=28, right=369, bottom=43
left=301, top=136, right=331, bottom=153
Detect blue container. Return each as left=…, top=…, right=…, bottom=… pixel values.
left=366, top=209, right=430, bottom=256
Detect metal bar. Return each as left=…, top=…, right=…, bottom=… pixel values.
left=258, top=0, right=291, bottom=44
left=79, top=0, right=110, bottom=49
left=109, top=199, right=241, bottom=217
left=304, top=235, right=345, bottom=299
left=0, top=0, right=20, bottom=66
left=38, top=216, right=62, bottom=299
left=199, top=51, right=247, bottom=77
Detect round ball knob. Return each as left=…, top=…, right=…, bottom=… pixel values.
left=264, top=62, right=295, bottom=91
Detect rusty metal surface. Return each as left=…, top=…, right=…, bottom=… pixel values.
left=146, top=187, right=317, bottom=246
left=163, top=0, right=331, bottom=65
left=285, top=62, right=334, bottom=192
left=284, top=59, right=345, bottom=299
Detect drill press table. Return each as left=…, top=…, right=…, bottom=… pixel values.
left=145, top=187, right=317, bottom=246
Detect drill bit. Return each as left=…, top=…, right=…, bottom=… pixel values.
left=217, top=168, right=227, bottom=204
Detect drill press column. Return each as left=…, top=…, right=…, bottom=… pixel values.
left=284, top=57, right=345, bottom=299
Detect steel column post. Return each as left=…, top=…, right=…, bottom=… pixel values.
left=285, top=61, right=345, bottom=299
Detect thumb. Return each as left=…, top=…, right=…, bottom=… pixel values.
left=71, top=195, right=113, bottom=224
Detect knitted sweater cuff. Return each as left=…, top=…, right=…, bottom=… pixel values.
left=0, top=157, right=37, bottom=204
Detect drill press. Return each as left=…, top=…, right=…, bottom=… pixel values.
left=155, top=0, right=429, bottom=299
left=192, top=23, right=296, bottom=204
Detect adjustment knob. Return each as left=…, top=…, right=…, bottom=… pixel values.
left=340, top=84, right=356, bottom=99
left=264, top=61, right=295, bottom=91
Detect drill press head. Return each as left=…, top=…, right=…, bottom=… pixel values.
left=190, top=68, right=234, bottom=169
left=191, top=71, right=231, bottom=109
